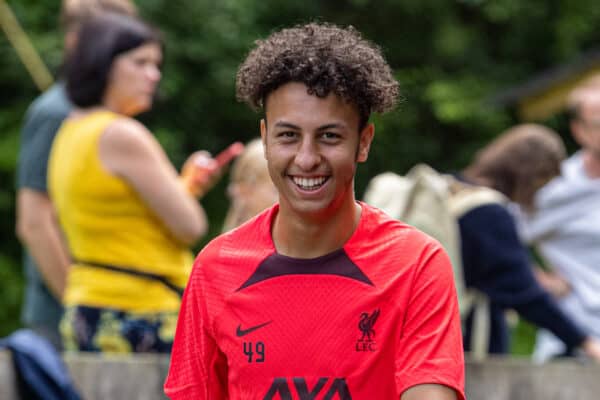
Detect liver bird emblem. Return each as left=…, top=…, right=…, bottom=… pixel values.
left=358, top=309, right=380, bottom=342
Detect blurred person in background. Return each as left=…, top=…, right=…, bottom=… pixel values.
left=222, top=138, right=278, bottom=232
left=515, top=80, right=600, bottom=362
left=461, top=123, right=600, bottom=361
left=15, top=0, right=137, bottom=350
left=47, top=12, right=219, bottom=353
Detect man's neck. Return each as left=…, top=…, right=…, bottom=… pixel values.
left=582, top=150, right=600, bottom=179
left=272, top=200, right=362, bottom=259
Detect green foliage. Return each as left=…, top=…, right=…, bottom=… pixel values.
left=2, top=0, right=600, bottom=351
left=0, top=255, right=24, bottom=337
left=511, top=319, right=537, bottom=356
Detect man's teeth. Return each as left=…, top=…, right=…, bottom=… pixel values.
left=293, top=176, right=326, bottom=189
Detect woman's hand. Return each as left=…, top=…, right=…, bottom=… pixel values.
left=534, top=268, right=571, bottom=298
left=582, top=337, right=600, bottom=363
left=181, top=151, right=220, bottom=198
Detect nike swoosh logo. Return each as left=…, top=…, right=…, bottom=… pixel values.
left=236, top=321, right=272, bottom=337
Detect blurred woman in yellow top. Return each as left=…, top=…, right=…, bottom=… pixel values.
left=48, top=13, right=218, bottom=353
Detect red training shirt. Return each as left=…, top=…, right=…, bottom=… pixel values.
left=165, top=202, right=465, bottom=399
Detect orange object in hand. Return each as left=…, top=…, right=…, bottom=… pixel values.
left=215, top=142, right=245, bottom=169
left=182, top=142, right=245, bottom=197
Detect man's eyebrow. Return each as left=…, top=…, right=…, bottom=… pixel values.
left=274, top=121, right=301, bottom=129
left=273, top=122, right=346, bottom=130
left=316, top=123, right=345, bottom=131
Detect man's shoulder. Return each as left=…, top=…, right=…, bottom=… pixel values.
left=221, top=206, right=275, bottom=248
left=535, top=152, right=596, bottom=206
left=21, top=84, right=71, bottom=141
left=25, top=83, right=71, bottom=123
left=194, top=208, right=275, bottom=280
left=348, top=203, right=443, bottom=272
left=563, top=151, right=583, bottom=168
left=559, top=152, right=584, bottom=181
left=29, top=83, right=71, bottom=112
left=17, top=84, right=73, bottom=191
left=341, top=204, right=453, bottom=298
left=357, top=202, right=436, bottom=247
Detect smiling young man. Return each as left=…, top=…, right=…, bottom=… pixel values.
left=165, top=23, right=465, bottom=400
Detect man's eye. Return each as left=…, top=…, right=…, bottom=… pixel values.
left=322, top=132, right=340, bottom=140
left=279, top=131, right=297, bottom=138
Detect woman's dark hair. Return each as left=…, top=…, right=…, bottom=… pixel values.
left=464, top=124, right=566, bottom=209
left=236, top=23, right=399, bottom=130
left=65, top=12, right=161, bottom=107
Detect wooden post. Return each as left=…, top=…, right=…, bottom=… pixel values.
left=0, top=0, right=54, bottom=91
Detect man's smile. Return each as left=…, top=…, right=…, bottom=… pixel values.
left=291, top=176, right=329, bottom=191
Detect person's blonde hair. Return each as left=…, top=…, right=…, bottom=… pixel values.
left=464, top=124, right=566, bottom=209
left=222, top=139, right=276, bottom=231
left=60, top=0, right=137, bottom=32
left=228, top=139, right=269, bottom=187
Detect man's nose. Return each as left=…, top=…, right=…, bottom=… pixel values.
left=294, top=139, right=321, bottom=170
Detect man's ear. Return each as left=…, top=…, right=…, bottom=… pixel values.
left=357, top=123, right=375, bottom=163
left=260, top=119, right=267, bottom=159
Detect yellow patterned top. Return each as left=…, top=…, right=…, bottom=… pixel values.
left=49, top=110, right=193, bottom=312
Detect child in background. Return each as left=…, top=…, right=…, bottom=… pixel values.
left=222, top=138, right=278, bottom=232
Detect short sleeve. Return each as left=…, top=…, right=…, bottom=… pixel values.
left=164, top=258, right=228, bottom=400
left=395, top=244, right=466, bottom=400
left=17, top=102, right=69, bottom=192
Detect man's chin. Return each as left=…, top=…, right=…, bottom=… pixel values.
left=292, top=203, right=330, bottom=217
left=584, top=147, right=600, bottom=162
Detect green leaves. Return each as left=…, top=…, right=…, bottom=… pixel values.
left=2, top=0, right=600, bottom=343
left=0, top=254, right=24, bottom=337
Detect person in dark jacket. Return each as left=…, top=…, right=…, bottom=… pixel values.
left=459, top=123, right=600, bottom=360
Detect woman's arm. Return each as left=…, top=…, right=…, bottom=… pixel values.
left=98, top=117, right=210, bottom=245
left=460, top=204, right=593, bottom=355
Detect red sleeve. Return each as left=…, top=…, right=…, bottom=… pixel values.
left=395, top=243, right=466, bottom=400
left=164, top=257, right=228, bottom=400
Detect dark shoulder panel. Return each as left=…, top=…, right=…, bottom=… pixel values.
left=237, top=249, right=374, bottom=291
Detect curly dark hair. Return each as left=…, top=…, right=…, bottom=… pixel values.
left=236, top=23, right=400, bottom=128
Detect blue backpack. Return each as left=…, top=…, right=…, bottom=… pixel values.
left=0, top=329, right=82, bottom=400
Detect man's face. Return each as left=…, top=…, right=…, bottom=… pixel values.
left=261, top=82, right=374, bottom=219
left=573, top=92, right=600, bottom=158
